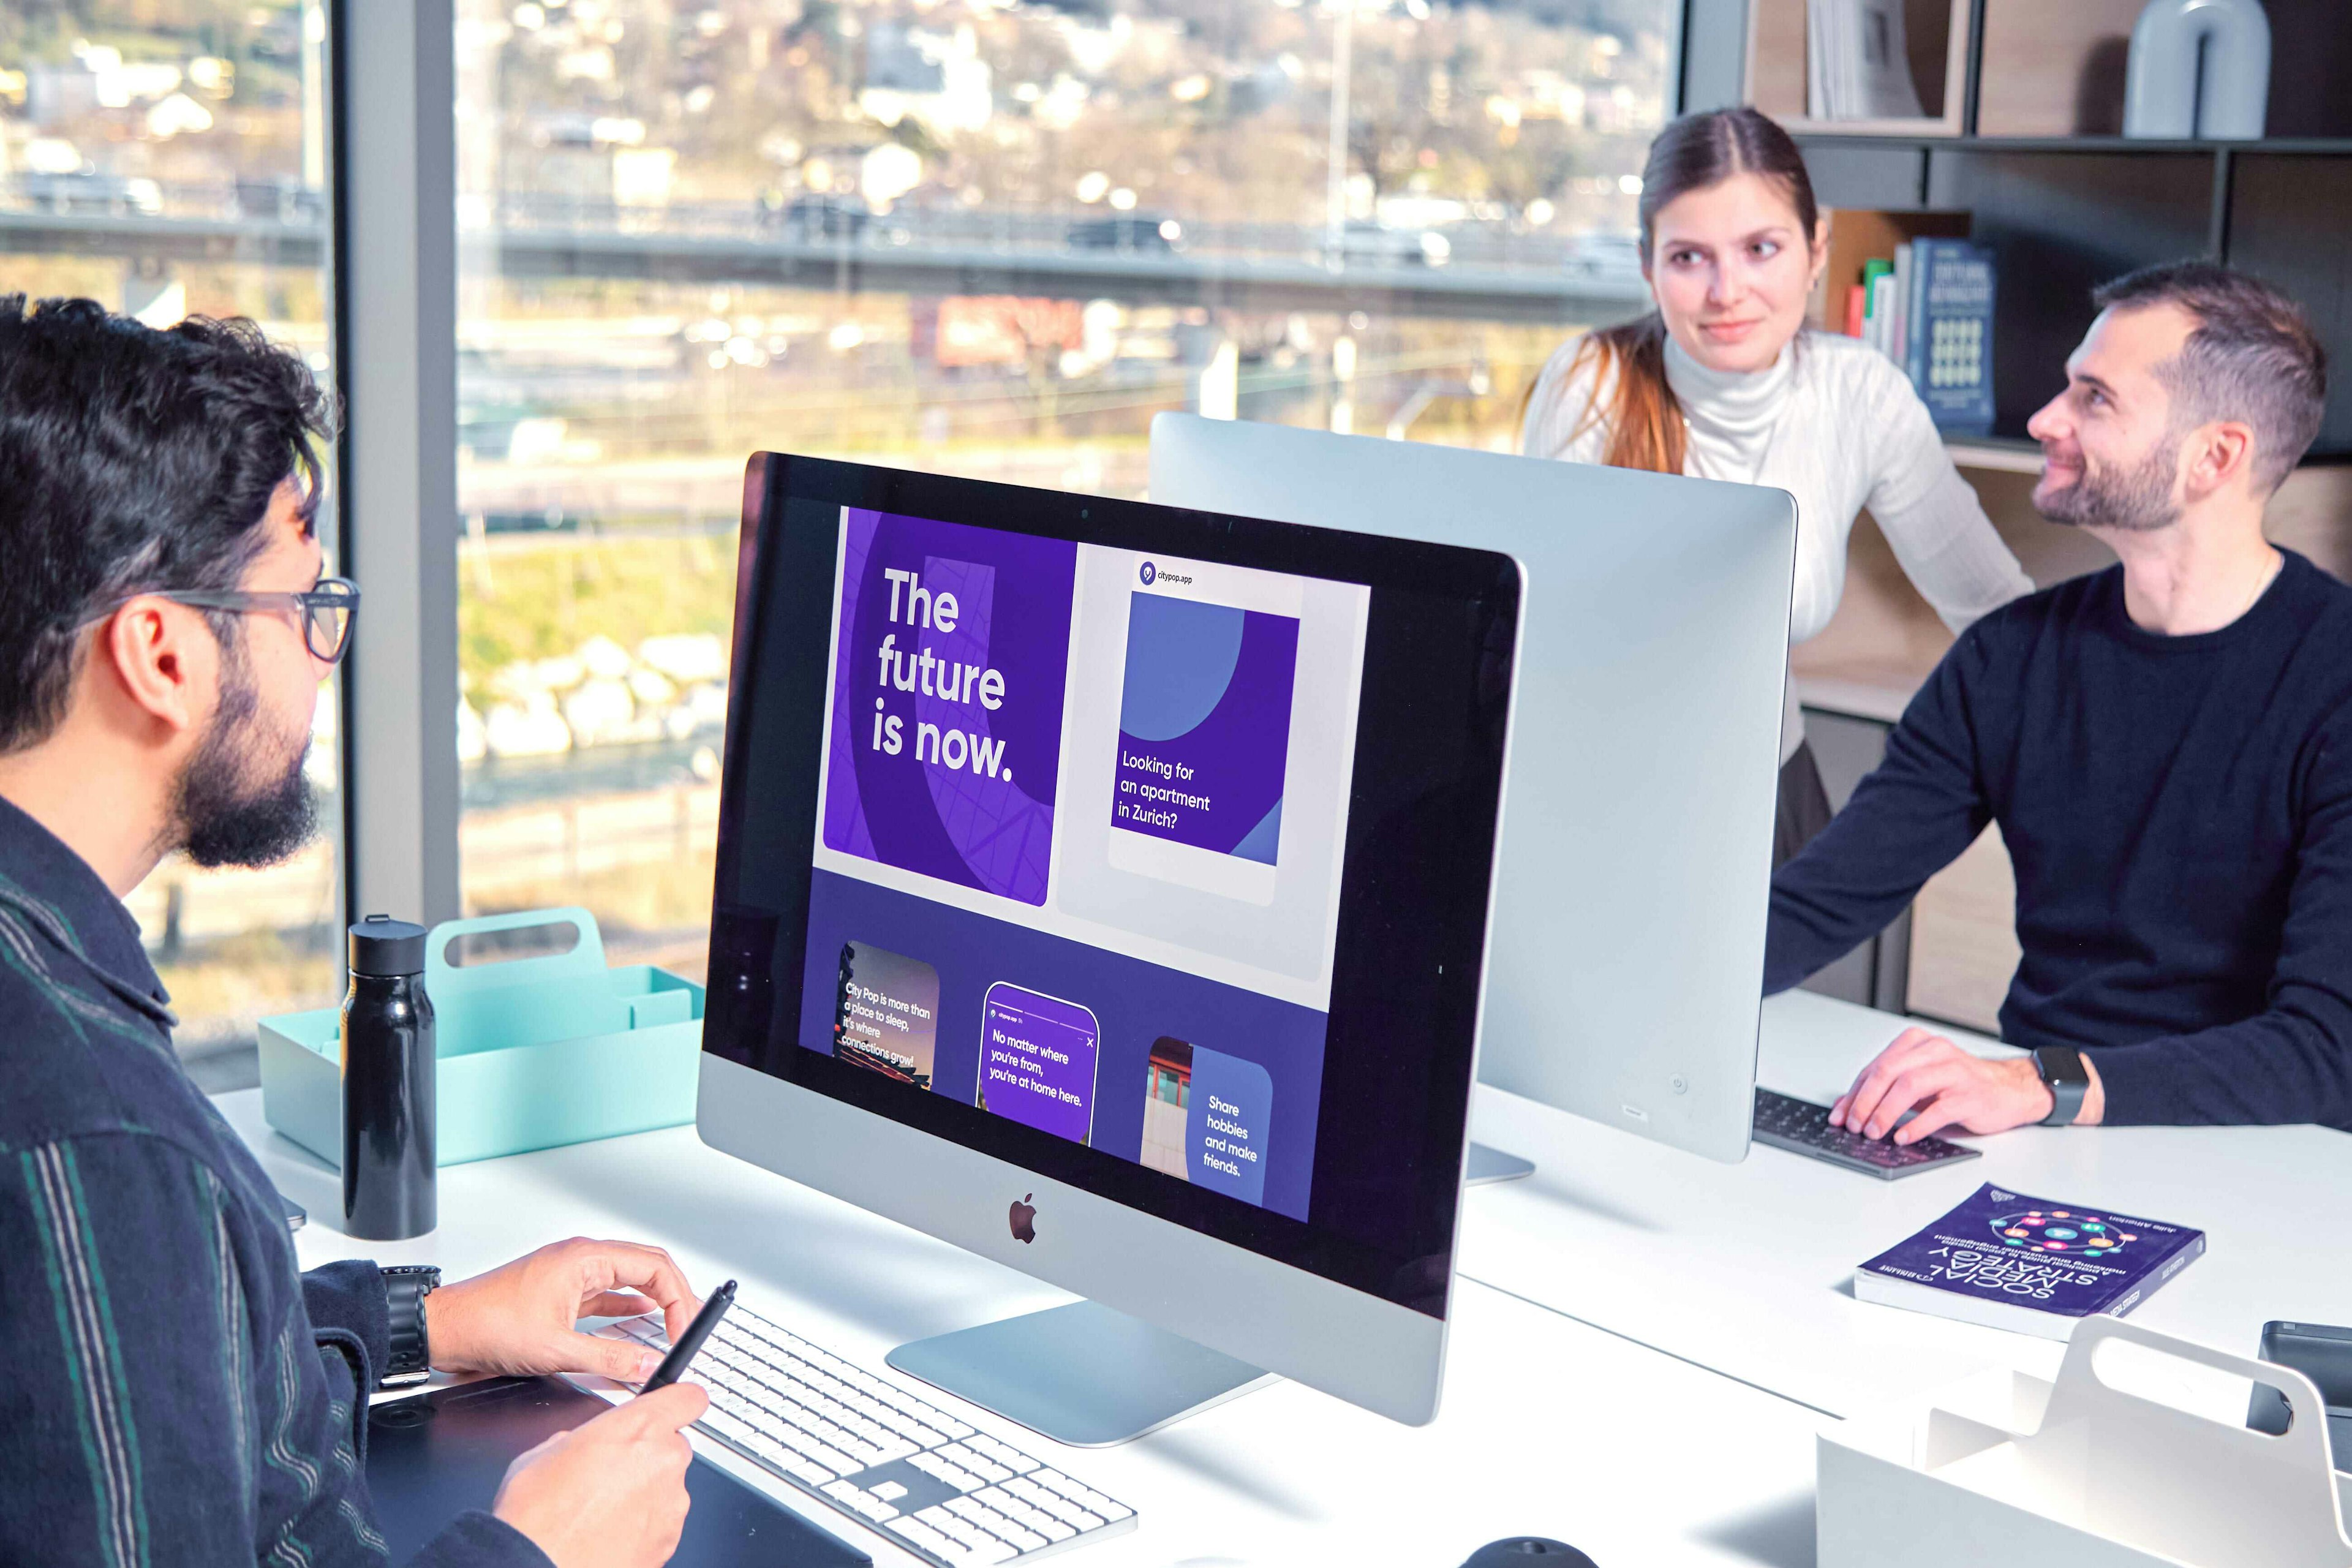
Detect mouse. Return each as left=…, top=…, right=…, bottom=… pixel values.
left=1460, top=1542, right=1598, bottom=1568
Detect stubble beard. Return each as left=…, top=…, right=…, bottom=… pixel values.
left=172, top=627, right=318, bottom=870
left=2035, top=435, right=2185, bottom=533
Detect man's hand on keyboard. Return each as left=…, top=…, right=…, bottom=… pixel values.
left=423, top=1236, right=704, bottom=1384
left=493, top=1380, right=707, bottom=1568
left=1834, top=1027, right=2103, bottom=1142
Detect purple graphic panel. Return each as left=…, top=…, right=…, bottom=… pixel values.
left=979, top=983, right=1099, bottom=1144
left=1187, top=1045, right=1273, bottom=1207
left=824, top=508, right=1076, bottom=904
left=1115, top=594, right=1298, bottom=862
left=798, top=869, right=1327, bottom=1221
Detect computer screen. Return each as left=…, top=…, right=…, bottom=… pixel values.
left=1152, top=414, right=1794, bottom=1166
left=703, top=455, right=1519, bottom=1331
left=808, top=506, right=1367, bottom=1221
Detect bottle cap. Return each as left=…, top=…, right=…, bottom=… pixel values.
left=349, top=914, right=429, bottom=978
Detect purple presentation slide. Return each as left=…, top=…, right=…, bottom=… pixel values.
left=977, top=984, right=1099, bottom=1145
left=1114, top=591, right=1298, bottom=865
left=824, top=508, right=1076, bottom=904
left=796, top=869, right=1325, bottom=1221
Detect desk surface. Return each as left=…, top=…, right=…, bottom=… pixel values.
left=216, top=1091, right=1822, bottom=1568
left=222, top=990, right=2338, bottom=1562
left=1460, top=989, right=2352, bottom=1419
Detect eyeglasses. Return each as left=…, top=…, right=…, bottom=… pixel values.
left=88, top=576, right=361, bottom=665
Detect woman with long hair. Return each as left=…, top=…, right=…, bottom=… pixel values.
left=1522, top=107, right=2031, bottom=863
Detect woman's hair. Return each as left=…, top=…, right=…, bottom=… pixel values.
left=1551, top=108, right=1819, bottom=475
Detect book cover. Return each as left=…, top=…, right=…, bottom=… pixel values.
left=1908, top=238, right=1997, bottom=435
left=1867, top=271, right=1898, bottom=360
left=1890, top=241, right=1912, bottom=368
left=1855, top=1183, right=2206, bottom=1340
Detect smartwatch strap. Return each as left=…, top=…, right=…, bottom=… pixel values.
left=381, top=1265, right=440, bottom=1385
left=2035, top=1046, right=2090, bottom=1127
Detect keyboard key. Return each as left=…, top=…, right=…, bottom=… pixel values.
left=698, top=1409, right=758, bottom=1446
left=803, top=1440, right=863, bottom=1478
left=1035, top=1469, right=1132, bottom=1522
left=925, top=1505, right=993, bottom=1548
left=887, top=1517, right=959, bottom=1557
left=939, top=1442, right=1011, bottom=1483
left=986, top=1493, right=1070, bottom=1542
left=821, top=1480, right=899, bottom=1522
left=979, top=1520, right=1047, bottom=1554
left=782, top=1457, right=835, bottom=1488
left=973, top=1435, right=1039, bottom=1474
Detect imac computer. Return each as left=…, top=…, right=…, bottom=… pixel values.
left=1149, top=413, right=1794, bottom=1169
left=696, top=452, right=1523, bottom=1443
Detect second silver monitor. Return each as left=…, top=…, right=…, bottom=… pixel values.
left=1150, top=413, right=1794, bottom=1162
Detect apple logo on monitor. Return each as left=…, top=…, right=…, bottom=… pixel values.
left=1009, top=1193, right=1038, bottom=1244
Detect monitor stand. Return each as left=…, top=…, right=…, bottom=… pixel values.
left=887, top=1300, right=1275, bottom=1447
left=1464, top=1141, right=1536, bottom=1185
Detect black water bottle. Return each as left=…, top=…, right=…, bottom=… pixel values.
left=341, top=914, right=436, bottom=1240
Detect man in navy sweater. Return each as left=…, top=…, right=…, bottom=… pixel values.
left=1768, top=262, right=2352, bottom=1142
left=0, top=298, right=709, bottom=1566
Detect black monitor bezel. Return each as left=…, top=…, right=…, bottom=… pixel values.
left=704, top=453, right=1518, bottom=1317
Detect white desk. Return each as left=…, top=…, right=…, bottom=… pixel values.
left=216, top=1090, right=1823, bottom=1568
left=1460, top=989, right=2352, bottom=1419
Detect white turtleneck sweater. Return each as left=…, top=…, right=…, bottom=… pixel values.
left=1520, top=328, right=2034, bottom=761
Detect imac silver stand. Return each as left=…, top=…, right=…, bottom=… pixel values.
left=1464, top=1141, right=1536, bottom=1185
left=888, top=1300, right=1275, bottom=1447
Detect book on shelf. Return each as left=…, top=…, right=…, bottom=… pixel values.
left=1903, top=237, right=1997, bottom=435
left=1854, top=1182, right=2206, bottom=1340
left=1868, top=269, right=1899, bottom=358
left=1805, top=0, right=1927, bottom=122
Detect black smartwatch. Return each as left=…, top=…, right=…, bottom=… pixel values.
left=2033, top=1046, right=2091, bottom=1126
left=381, top=1265, right=441, bottom=1387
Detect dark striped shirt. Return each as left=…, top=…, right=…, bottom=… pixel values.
left=0, top=795, right=545, bottom=1567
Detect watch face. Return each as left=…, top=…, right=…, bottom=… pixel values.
left=2037, top=1048, right=2086, bottom=1085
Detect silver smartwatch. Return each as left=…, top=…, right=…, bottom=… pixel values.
left=2034, top=1046, right=2091, bottom=1126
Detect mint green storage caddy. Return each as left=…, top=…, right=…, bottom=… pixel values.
left=258, top=908, right=705, bottom=1168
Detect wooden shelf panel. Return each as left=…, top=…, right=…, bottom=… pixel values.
left=1944, top=437, right=2042, bottom=474
left=1798, top=135, right=2352, bottom=156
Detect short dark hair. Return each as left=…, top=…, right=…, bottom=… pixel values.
left=2091, top=261, right=2328, bottom=494
left=0, top=297, right=337, bottom=753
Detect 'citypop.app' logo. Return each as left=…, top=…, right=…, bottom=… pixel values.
left=1139, top=561, right=1156, bottom=586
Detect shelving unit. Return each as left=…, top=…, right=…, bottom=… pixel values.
left=1940, top=436, right=2041, bottom=474
left=1785, top=135, right=2352, bottom=456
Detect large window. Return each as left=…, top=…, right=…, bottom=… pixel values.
left=453, top=0, right=1671, bottom=982
left=1, top=2, right=340, bottom=1087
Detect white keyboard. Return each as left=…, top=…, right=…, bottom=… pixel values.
left=601, top=1305, right=1137, bottom=1565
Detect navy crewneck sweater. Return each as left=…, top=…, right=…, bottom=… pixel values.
left=1768, top=549, right=2352, bottom=1131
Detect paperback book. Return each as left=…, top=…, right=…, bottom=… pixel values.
left=1902, top=238, right=1997, bottom=434
left=1855, top=1183, right=2206, bottom=1340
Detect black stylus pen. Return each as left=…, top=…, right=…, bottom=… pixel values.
left=639, top=1278, right=736, bottom=1392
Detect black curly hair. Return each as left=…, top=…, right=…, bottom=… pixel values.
left=0, top=295, right=339, bottom=753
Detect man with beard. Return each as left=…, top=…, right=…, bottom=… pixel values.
left=1763, top=262, right=2352, bottom=1140
left=0, top=298, right=711, bottom=1567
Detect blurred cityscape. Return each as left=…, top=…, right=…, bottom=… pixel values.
left=2, top=0, right=1668, bottom=1070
